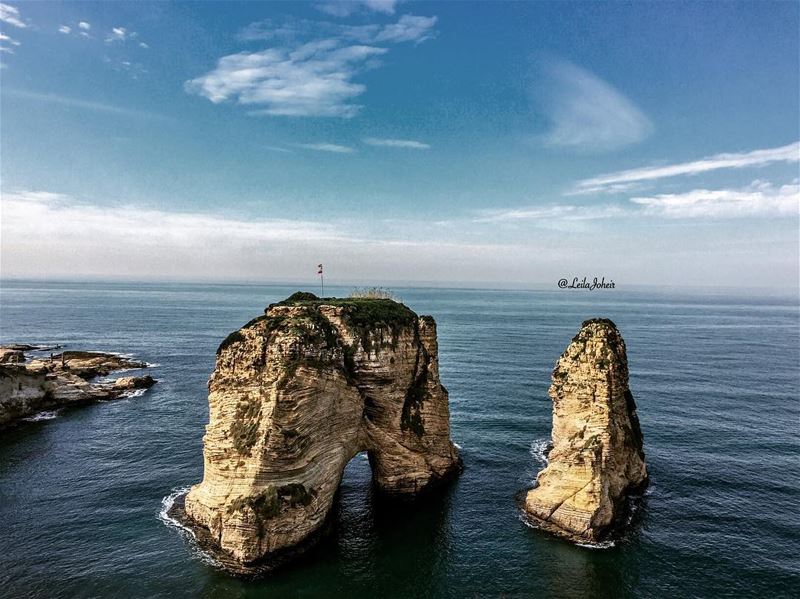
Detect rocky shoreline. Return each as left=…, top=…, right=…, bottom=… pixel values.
left=0, top=346, right=157, bottom=427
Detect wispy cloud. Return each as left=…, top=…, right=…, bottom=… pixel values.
left=373, top=15, right=437, bottom=44
left=296, top=142, right=355, bottom=153
left=2, top=90, right=169, bottom=121
left=1, top=190, right=523, bottom=283
left=574, top=141, right=800, bottom=194
left=476, top=180, right=799, bottom=223
left=362, top=137, right=430, bottom=149
left=631, top=180, right=800, bottom=218
left=79, top=21, right=90, bottom=31
left=0, top=3, right=26, bottom=28
left=0, top=31, right=19, bottom=53
left=474, top=203, right=628, bottom=224
left=316, top=1, right=398, bottom=18
left=106, top=26, right=130, bottom=42
left=263, top=145, right=295, bottom=153
left=58, top=25, right=71, bottom=34
left=189, top=14, right=437, bottom=118
left=538, top=59, right=652, bottom=152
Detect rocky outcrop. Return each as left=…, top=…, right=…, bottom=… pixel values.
left=175, top=292, right=461, bottom=569
left=523, top=319, right=647, bottom=544
left=0, top=349, right=156, bottom=426
left=0, top=348, right=24, bottom=363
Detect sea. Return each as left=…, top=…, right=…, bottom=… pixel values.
left=0, top=280, right=798, bottom=598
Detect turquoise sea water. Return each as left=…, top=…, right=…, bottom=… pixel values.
left=0, top=280, right=798, bottom=598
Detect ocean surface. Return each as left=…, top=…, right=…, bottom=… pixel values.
left=0, top=280, right=798, bottom=598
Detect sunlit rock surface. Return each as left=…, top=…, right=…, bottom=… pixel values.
left=179, top=292, right=461, bottom=567
left=524, top=319, right=647, bottom=543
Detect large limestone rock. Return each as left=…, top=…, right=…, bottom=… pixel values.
left=179, top=292, right=461, bottom=567
left=524, top=318, right=647, bottom=543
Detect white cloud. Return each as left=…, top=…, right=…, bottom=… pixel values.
left=139, top=42, right=149, bottom=49
left=362, top=137, right=429, bottom=149
left=186, top=42, right=387, bottom=118
left=374, top=15, right=436, bottom=43
left=538, top=59, right=652, bottom=152
left=79, top=21, right=91, bottom=30
left=296, top=142, right=355, bottom=153
left=191, top=14, right=436, bottom=117
left=58, top=25, right=71, bottom=34
left=474, top=203, right=628, bottom=224
left=0, top=3, right=26, bottom=28
left=316, top=1, right=398, bottom=18
left=2, top=189, right=797, bottom=286
left=2, top=90, right=169, bottom=121
left=106, top=27, right=130, bottom=43
left=0, top=31, right=19, bottom=53
left=476, top=180, right=799, bottom=223
left=574, top=141, right=800, bottom=193
left=631, top=180, right=800, bottom=218
left=0, top=190, right=530, bottom=283
left=238, top=14, right=436, bottom=45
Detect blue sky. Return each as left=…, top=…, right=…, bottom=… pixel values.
left=1, top=1, right=798, bottom=288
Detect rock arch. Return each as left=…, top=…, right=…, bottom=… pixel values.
left=178, top=293, right=461, bottom=567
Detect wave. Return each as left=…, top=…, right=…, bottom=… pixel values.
left=530, top=439, right=551, bottom=466
left=22, top=410, right=61, bottom=422
left=575, top=539, right=617, bottom=549
left=453, top=442, right=463, bottom=450
left=157, top=488, right=220, bottom=568
left=518, top=514, right=618, bottom=550
left=121, top=388, right=148, bottom=399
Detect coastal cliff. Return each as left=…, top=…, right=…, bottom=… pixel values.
left=177, top=292, right=461, bottom=568
left=0, top=349, right=156, bottom=426
left=523, top=319, right=647, bottom=543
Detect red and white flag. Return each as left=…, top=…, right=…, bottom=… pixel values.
left=317, top=264, right=323, bottom=275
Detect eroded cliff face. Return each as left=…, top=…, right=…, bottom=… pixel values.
left=524, top=319, right=647, bottom=543
left=182, top=293, right=461, bottom=566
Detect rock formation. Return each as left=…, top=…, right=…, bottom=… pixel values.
left=523, top=319, right=647, bottom=544
left=0, top=349, right=156, bottom=426
left=175, top=292, right=461, bottom=569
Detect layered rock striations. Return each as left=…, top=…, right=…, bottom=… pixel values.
left=524, top=319, right=647, bottom=544
left=178, top=292, right=461, bottom=568
left=0, top=349, right=156, bottom=426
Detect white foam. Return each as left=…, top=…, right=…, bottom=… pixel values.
left=576, top=539, right=617, bottom=549
left=157, top=487, right=193, bottom=533
left=519, top=514, right=617, bottom=550
left=530, top=439, right=550, bottom=466
left=453, top=442, right=462, bottom=450
left=157, top=488, right=221, bottom=568
left=22, top=409, right=61, bottom=422
left=122, top=388, right=147, bottom=399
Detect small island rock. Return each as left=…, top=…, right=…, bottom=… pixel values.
left=523, top=319, right=647, bottom=544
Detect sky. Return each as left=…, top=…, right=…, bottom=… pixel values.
left=1, top=0, right=798, bottom=289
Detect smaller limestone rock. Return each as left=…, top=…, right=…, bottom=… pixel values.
left=523, top=318, right=647, bottom=544
left=0, top=348, right=24, bottom=363
left=0, top=348, right=156, bottom=427
left=113, top=375, right=156, bottom=390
